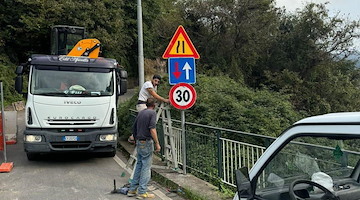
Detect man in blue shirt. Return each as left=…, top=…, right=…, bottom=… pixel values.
left=127, top=98, right=161, bottom=199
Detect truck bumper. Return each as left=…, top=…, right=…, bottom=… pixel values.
left=23, top=127, right=117, bottom=153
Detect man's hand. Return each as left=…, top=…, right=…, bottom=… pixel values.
left=155, top=143, right=161, bottom=152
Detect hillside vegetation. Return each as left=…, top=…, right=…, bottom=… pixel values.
left=1, top=0, right=360, bottom=135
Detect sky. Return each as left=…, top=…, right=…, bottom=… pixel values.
left=275, top=0, right=360, bottom=51
left=275, top=0, right=360, bottom=21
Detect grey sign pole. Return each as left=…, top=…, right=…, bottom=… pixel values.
left=181, top=110, right=186, bottom=174
left=137, top=0, right=144, bottom=88
left=0, top=81, right=7, bottom=163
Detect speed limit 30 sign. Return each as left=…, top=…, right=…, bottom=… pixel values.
left=169, top=83, right=197, bottom=110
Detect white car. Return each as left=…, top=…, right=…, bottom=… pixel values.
left=234, top=112, right=360, bottom=200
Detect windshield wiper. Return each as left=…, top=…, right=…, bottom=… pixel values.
left=35, top=92, right=69, bottom=96
left=35, top=91, right=108, bottom=97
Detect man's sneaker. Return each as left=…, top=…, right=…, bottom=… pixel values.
left=127, top=190, right=137, bottom=197
left=136, top=192, right=155, bottom=199
left=128, top=136, right=135, bottom=144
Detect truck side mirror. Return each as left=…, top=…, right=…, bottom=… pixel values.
left=235, top=167, right=253, bottom=199
left=15, top=65, right=24, bottom=75
left=118, top=69, right=127, bottom=95
left=15, top=76, right=23, bottom=94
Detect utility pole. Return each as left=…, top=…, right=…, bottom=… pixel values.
left=137, top=0, right=144, bottom=87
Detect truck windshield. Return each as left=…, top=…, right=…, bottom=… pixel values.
left=30, top=65, right=114, bottom=96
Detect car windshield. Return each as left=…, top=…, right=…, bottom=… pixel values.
left=255, top=135, right=360, bottom=198
left=30, top=65, right=114, bottom=97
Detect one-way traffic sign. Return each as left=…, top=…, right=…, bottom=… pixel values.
left=168, top=57, right=196, bottom=85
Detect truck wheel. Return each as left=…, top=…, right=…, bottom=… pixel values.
left=27, top=153, right=39, bottom=161
left=102, top=151, right=116, bottom=157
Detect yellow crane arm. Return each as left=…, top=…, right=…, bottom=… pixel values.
left=67, top=38, right=101, bottom=58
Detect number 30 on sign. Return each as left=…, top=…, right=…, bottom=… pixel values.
left=169, top=83, right=197, bottom=110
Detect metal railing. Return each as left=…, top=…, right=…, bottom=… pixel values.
left=221, top=138, right=266, bottom=187
left=129, top=108, right=360, bottom=189
left=129, top=108, right=275, bottom=187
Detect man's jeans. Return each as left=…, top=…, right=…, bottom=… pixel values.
left=129, top=139, right=154, bottom=194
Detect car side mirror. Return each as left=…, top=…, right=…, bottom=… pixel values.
left=235, top=167, right=252, bottom=199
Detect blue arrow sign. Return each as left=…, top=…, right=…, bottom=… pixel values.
left=168, top=57, right=196, bottom=85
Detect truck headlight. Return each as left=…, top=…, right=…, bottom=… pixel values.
left=25, top=135, right=42, bottom=142
left=99, top=134, right=117, bottom=141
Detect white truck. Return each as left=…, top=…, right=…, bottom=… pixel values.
left=14, top=27, right=127, bottom=160
left=234, top=112, right=360, bottom=200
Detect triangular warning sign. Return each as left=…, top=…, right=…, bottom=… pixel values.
left=162, top=25, right=200, bottom=59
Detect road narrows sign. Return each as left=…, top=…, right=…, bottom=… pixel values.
left=169, top=83, right=197, bottom=110
left=162, top=26, right=200, bottom=59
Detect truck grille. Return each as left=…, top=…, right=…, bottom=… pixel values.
left=50, top=142, right=91, bottom=149
left=47, top=119, right=96, bottom=126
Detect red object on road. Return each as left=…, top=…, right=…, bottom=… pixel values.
left=0, top=162, right=13, bottom=173
left=0, top=162, right=14, bottom=173
left=6, top=140, right=16, bottom=145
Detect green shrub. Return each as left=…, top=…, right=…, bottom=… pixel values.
left=117, top=89, right=139, bottom=139
left=185, top=75, right=304, bottom=137
left=0, top=58, right=23, bottom=106
left=118, top=74, right=304, bottom=139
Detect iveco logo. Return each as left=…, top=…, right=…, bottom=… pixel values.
left=64, top=100, right=81, bottom=105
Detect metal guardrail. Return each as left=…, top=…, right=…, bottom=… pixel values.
left=129, top=108, right=274, bottom=187
left=221, top=138, right=266, bottom=187
left=129, top=108, right=360, bottom=189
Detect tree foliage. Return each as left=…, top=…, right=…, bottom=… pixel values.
left=118, top=75, right=302, bottom=138
left=187, top=75, right=302, bottom=136
left=174, top=0, right=279, bottom=83
left=263, top=3, right=360, bottom=115
left=0, top=0, right=360, bottom=129
left=0, top=0, right=128, bottom=64
left=0, top=61, right=23, bottom=105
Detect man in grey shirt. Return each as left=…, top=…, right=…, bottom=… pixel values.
left=127, top=98, right=161, bottom=199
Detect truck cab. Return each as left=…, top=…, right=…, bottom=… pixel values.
left=15, top=25, right=127, bottom=160
left=234, top=112, right=360, bottom=200
left=15, top=54, right=127, bottom=160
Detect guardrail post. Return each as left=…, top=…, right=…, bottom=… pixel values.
left=181, top=110, right=186, bottom=174
left=216, top=130, right=223, bottom=187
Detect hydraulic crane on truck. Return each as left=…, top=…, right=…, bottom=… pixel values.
left=51, top=25, right=101, bottom=58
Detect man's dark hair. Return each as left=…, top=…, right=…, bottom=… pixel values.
left=152, top=74, right=161, bottom=81
left=146, top=98, right=156, bottom=107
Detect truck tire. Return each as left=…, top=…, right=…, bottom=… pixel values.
left=105, top=150, right=116, bottom=157
left=27, top=153, right=39, bottom=161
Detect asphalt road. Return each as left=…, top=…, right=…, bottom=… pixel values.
left=0, top=105, right=181, bottom=200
